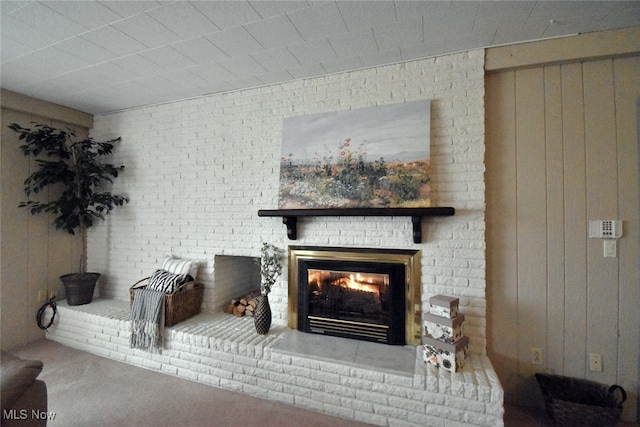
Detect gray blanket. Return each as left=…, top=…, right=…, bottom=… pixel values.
left=130, top=288, right=165, bottom=353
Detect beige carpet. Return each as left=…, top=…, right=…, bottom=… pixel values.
left=11, top=339, right=373, bottom=427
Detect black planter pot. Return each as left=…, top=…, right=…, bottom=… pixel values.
left=60, top=273, right=100, bottom=306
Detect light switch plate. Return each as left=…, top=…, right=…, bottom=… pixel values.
left=604, top=240, right=617, bottom=257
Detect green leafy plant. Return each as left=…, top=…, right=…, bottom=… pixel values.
left=9, top=122, right=129, bottom=274
left=256, top=242, right=284, bottom=296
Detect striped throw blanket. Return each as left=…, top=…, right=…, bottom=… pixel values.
left=130, top=288, right=165, bottom=353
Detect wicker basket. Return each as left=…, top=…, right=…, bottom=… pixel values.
left=535, top=373, right=626, bottom=427
left=130, top=278, right=204, bottom=327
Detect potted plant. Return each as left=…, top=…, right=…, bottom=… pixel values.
left=254, top=242, right=284, bottom=334
left=9, top=123, right=128, bottom=305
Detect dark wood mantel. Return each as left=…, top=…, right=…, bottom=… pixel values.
left=257, top=207, right=455, bottom=243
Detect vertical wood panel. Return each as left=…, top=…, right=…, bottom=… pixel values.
left=543, top=66, right=566, bottom=372
left=487, top=54, right=640, bottom=422
left=560, top=63, right=588, bottom=378
left=1, top=111, right=88, bottom=350
left=515, top=68, right=547, bottom=375
left=486, top=71, right=519, bottom=391
left=1, top=109, right=31, bottom=350
left=613, top=56, right=640, bottom=421
left=583, top=60, right=619, bottom=385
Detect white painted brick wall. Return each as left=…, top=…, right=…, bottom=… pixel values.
left=89, top=50, right=486, bottom=353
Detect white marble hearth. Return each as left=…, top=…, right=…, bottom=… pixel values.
left=46, top=299, right=504, bottom=426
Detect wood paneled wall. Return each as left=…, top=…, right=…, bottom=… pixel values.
left=486, top=56, right=640, bottom=420
left=1, top=91, right=91, bottom=350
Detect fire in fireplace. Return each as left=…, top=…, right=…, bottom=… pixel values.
left=288, top=246, right=421, bottom=345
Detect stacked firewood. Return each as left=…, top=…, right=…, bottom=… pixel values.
left=225, top=290, right=261, bottom=317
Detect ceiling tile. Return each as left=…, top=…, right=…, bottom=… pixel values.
left=170, top=37, right=229, bottom=64
left=206, top=26, right=264, bottom=57
left=251, top=47, right=301, bottom=72
left=400, top=39, right=446, bottom=61
left=43, top=1, right=123, bottom=30
left=199, top=81, right=236, bottom=95
left=1, top=53, right=54, bottom=81
left=250, top=1, right=311, bottom=19
left=139, top=46, right=197, bottom=70
left=29, top=71, right=108, bottom=97
left=192, top=1, right=262, bottom=30
left=395, top=1, right=454, bottom=21
left=322, top=56, right=363, bottom=74
left=98, top=1, right=163, bottom=19
left=33, top=46, right=92, bottom=74
left=287, top=2, right=347, bottom=41
left=244, top=13, right=305, bottom=49
left=134, top=74, right=181, bottom=94
left=0, top=1, right=27, bottom=16
left=0, top=36, right=33, bottom=62
left=0, top=65, right=47, bottom=90
left=86, top=61, right=142, bottom=84
left=219, top=55, right=267, bottom=78
left=445, top=29, right=496, bottom=53
left=423, top=5, right=480, bottom=42
left=0, top=14, right=63, bottom=50
left=110, top=54, right=167, bottom=78
left=472, top=2, right=536, bottom=37
left=81, top=25, right=148, bottom=56
left=54, top=37, right=118, bottom=65
left=255, top=69, right=295, bottom=86
left=595, top=2, right=640, bottom=29
left=147, top=2, right=220, bottom=38
left=112, top=13, right=181, bottom=49
left=328, top=29, right=378, bottom=58
left=288, top=39, right=337, bottom=65
left=227, top=76, right=264, bottom=91
left=373, top=16, right=423, bottom=52
left=9, top=1, right=88, bottom=39
left=159, top=68, right=210, bottom=89
left=286, top=63, right=327, bottom=80
left=188, top=62, right=237, bottom=83
left=336, top=1, right=397, bottom=32
left=359, top=48, right=402, bottom=69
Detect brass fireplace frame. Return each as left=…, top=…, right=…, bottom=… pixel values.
left=288, top=246, right=422, bottom=345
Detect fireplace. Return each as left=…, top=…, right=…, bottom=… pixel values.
left=288, top=246, right=421, bottom=345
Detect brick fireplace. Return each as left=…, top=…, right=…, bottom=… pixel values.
left=76, top=49, right=501, bottom=425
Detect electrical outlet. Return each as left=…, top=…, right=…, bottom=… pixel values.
left=49, top=290, right=58, bottom=300
left=37, top=290, right=46, bottom=303
left=590, top=353, right=603, bottom=372
left=531, top=348, right=544, bottom=365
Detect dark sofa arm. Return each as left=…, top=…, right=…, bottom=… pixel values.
left=1, top=352, right=48, bottom=426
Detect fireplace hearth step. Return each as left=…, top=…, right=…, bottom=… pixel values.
left=45, top=298, right=505, bottom=426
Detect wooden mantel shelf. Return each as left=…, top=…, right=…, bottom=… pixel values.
left=257, top=207, right=455, bottom=243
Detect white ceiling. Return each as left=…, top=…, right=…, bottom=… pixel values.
left=2, top=1, right=639, bottom=115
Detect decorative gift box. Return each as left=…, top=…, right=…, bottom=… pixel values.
left=422, top=336, right=469, bottom=372
left=423, top=312, right=465, bottom=343
left=429, top=294, right=459, bottom=318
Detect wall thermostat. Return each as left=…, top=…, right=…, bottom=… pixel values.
left=589, top=220, right=623, bottom=239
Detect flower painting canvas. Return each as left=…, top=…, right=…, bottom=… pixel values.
left=278, top=100, right=431, bottom=209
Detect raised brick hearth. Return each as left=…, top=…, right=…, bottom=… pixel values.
left=47, top=299, right=503, bottom=426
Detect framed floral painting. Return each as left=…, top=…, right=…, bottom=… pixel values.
left=278, top=100, right=431, bottom=209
